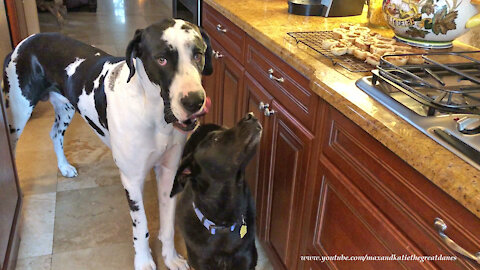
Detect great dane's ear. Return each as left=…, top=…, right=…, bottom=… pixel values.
left=170, top=153, right=194, bottom=197
left=126, top=29, right=143, bottom=83
left=200, top=29, right=213, bottom=76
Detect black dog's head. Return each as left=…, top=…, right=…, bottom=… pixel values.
left=170, top=113, right=262, bottom=197
left=126, top=19, right=213, bottom=130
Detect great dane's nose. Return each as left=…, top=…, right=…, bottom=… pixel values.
left=181, top=91, right=205, bottom=114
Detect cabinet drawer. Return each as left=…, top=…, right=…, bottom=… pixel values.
left=321, top=105, right=480, bottom=269
left=245, top=36, right=317, bottom=131
left=203, top=3, right=245, bottom=64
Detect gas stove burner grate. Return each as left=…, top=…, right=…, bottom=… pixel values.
left=375, top=51, right=480, bottom=115
left=286, top=31, right=373, bottom=72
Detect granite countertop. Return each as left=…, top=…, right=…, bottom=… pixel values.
left=204, top=0, right=480, bottom=218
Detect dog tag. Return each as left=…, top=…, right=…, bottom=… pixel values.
left=240, top=225, right=247, bottom=238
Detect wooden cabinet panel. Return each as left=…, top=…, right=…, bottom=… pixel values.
left=301, top=156, right=433, bottom=270
left=261, top=100, right=314, bottom=270
left=215, top=42, right=244, bottom=127
left=245, top=36, right=317, bottom=131
left=241, top=72, right=272, bottom=226
left=310, top=105, right=480, bottom=269
left=202, top=3, right=245, bottom=63
left=0, top=92, right=21, bottom=270
left=202, top=43, right=220, bottom=125
left=202, top=37, right=244, bottom=127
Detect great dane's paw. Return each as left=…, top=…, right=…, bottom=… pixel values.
left=59, top=164, right=78, bottom=178
left=135, top=252, right=157, bottom=270
left=163, top=252, right=189, bottom=270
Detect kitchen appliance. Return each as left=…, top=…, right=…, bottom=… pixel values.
left=382, top=0, right=480, bottom=48
left=173, top=0, right=201, bottom=25
left=288, top=0, right=365, bottom=17
left=356, top=51, right=480, bottom=169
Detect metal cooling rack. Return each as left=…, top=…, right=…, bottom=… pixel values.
left=287, top=31, right=373, bottom=73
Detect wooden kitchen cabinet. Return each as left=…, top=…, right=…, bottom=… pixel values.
left=299, top=105, right=480, bottom=269
left=202, top=3, right=480, bottom=269
left=0, top=92, right=21, bottom=270
left=241, top=72, right=272, bottom=228
left=214, top=42, right=244, bottom=127
left=202, top=5, right=246, bottom=127
left=242, top=69, right=317, bottom=270
left=258, top=99, right=315, bottom=270
left=202, top=38, right=244, bottom=127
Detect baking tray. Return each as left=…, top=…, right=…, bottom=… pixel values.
left=287, top=31, right=374, bottom=72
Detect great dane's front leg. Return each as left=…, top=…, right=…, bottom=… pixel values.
left=155, top=144, right=189, bottom=270
left=120, top=172, right=157, bottom=270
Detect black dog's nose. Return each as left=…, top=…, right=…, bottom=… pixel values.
left=181, top=91, right=205, bottom=114
left=244, top=112, right=257, bottom=122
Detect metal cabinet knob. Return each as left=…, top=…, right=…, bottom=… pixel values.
left=213, top=50, right=224, bottom=59
left=434, top=218, right=480, bottom=264
left=259, top=102, right=269, bottom=110
left=268, top=68, right=284, bottom=83
left=216, top=24, right=227, bottom=33
left=264, top=108, right=275, bottom=117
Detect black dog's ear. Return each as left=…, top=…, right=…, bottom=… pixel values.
left=170, top=153, right=194, bottom=197
left=126, top=29, right=143, bottom=83
left=200, top=29, right=213, bottom=76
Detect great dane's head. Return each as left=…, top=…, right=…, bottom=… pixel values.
left=126, top=19, right=213, bottom=131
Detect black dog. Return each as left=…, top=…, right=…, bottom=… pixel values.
left=170, top=112, right=262, bottom=270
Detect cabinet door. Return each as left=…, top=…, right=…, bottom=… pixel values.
left=214, top=42, right=244, bottom=128
left=242, top=72, right=272, bottom=230
left=0, top=94, right=21, bottom=270
left=201, top=40, right=220, bottom=125
left=261, top=100, right=314, bottom=270
left=301, top=156, right=435, bottom=270
left=310, top=105, right=480, bottom=269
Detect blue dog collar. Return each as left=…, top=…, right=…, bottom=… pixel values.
left=193, top=202, right=236, bottom=235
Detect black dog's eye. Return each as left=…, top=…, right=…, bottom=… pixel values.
left=157, top=58, right=167, bottom=66
left=193, top=53, right=203, bottom=62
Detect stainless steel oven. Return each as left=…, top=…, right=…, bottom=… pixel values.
left=173, top=0, right=201, bottom=26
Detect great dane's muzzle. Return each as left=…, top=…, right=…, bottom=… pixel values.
left=171, top=94, right=211, bottom=132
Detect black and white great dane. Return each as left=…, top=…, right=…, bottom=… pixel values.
left=1, top=19, right=213, bottom=270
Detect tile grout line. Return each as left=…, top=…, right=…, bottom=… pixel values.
left=50, top=170, right=59, bottom=270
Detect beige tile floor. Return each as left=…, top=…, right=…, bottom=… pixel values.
left=14, top=0, right=273, bottom=269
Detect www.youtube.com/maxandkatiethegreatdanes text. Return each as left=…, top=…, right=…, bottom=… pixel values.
left=300, top=254, right=457, bottom=263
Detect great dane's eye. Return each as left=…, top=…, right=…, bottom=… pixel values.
left=193, top=53, right=203, bottom=62
left=157, top=58, right=167, bottom=66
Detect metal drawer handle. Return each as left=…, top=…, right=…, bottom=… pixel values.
left=264, top=108, right=275, bottom=117
left=216, top=24, right=227, bottom=33
left=268, top=68, right=284, bottom=83
left=259, top=102, right=269, bottom=110
left=434, top=218, right=480, bottom=264
left=213, top=50, right=224, bottom=59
